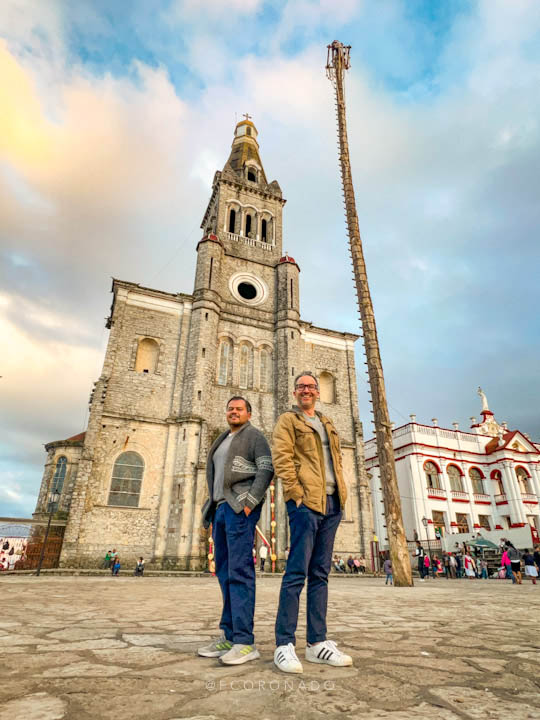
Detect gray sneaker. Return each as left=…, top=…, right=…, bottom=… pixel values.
left=198, top=634, right=233, bottom=658
left=220, top=643, right=260, bottom=665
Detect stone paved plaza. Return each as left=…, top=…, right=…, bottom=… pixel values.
left=1, top=574, right=539, bottom=719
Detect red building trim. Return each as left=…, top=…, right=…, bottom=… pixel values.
left=495, top=524, right=503, bottom=530
left=427, top=495, right=446, bottom=501
left=452, top=498, right=470, bottom=503
left=496, top=500, right=509, bottom=505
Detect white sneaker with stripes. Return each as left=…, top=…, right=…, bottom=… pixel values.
left=305, top=640, right=353, bottom=667
left=274, top=643, right=303, bottom=673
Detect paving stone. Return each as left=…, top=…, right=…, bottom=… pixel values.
left=36, top=638, right=128, bottom=652
left=40, top=661, right=130, bottom=677
left=429, top=687, right=540, bottom=719
left=92, top=646, right=180, bottom=666
left=46, top=627, right=118, bottom=641
left=0, top=692, right=67, bottom=720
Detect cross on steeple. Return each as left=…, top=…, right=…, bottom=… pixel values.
left=242, top=113, right=252, bottom=121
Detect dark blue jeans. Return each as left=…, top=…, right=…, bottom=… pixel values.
left=213, top=502, right=261, bottom=645
left=275, top=492, right=342, bottom=646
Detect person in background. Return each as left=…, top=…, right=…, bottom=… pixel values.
left=480, top=558, right=489, bottom=580
left=353, top=557, right=360, bottom=574
left=358, top=556, right=366, bottom=574
left=463, top=551, right=476, bottom=579
left=109, top=549, right=118, bottom=574
left=501, top=545, right=515, bottom=583
left=423, top=554, right=431, bottom=579
left=534, top=545, right=540, bottom=573
left=506, top=542, right=522, bottom=585
left=347, top=555, right=355, bottom=574
left=112, top=557, right=121, bottom=576
left=134, top=557, right=144, bottom=576
left=383, top=556, right=393, bottom=585
left=259, top=543, right=268, bottom=572
left=103, top=550, right=111, bottom=569
left=522, top=549, right=538, bottom=585
left=414, top=541, right=425, bottom=580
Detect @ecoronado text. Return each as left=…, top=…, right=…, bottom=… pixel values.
left=206, top=679, right=335, bottom=692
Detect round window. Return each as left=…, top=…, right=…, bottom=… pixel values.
left=229, top=272, right=268, bottom=306
left=238, top=282, right=257, bottom=300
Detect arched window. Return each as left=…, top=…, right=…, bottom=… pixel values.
left=228, top=208, right=236, bottom=233
left=217, top=340, right=232, bottom=386
left=247, top=169, right=256, bottom=182
left=319, top=372, right=335, bottom=404
left=469, top=467, right=484, bottom=494
left=447, top=465, right=464, bottom=493
left=261, top=218, right=267, bottom=242
left=259, top=347, right=272, bottom=391
left=108, top=452, right=144, bottom=507
left=52, top=456, right=67, bottom=494
left=424, top=461, right=441, bottom=490
left=245, top=214, right=252, bottom=237
left=239, top=344, right=253, bottom=389
left=491, top=470, right=504, bottom=495
left=516, top=467, right=532, bottom=494
left=135, top=338, right=159, bottom=374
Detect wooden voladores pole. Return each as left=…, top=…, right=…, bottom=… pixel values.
left=326, top=41, right=413, bottom=587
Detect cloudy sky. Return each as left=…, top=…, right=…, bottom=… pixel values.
left=1, top=0, right=539, bottom=517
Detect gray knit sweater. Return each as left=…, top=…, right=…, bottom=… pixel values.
left=202, top=422, right=273, bottom=528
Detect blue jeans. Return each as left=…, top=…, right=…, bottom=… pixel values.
left=275, top=493, right=342, bottom=646
left=386, top=573, right=393, bottom=585
left=212, top=502, right=261, bottom=645
left=505, top=564, right=516, bottom=583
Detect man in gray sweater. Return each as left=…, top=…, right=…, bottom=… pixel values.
left=198, top=396, right=273, bottom=665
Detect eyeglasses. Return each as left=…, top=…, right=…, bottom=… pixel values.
left=295, top=383, right=318, bottom=391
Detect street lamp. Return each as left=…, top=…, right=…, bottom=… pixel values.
left=422, top=516, right=433, bottom=573
left=36, top=490, right=60, bottom=577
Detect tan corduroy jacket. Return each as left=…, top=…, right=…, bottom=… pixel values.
left=272, top=407, right=347, bottom=515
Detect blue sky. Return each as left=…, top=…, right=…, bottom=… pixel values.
left=1, top=0, right=540, bottom=517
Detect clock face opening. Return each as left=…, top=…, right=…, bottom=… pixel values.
left=237, top=282, right=257, bottom=300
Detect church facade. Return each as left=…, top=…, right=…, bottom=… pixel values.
left=34, top=119, right=373, bottom=569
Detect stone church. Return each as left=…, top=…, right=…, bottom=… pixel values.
left=34, top=118, right=374, bottom=569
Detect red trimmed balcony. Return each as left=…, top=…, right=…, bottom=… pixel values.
left=451, top=490, right=470, bottom=503
left=427, top=487, right=447, bottom=500
left=473, top=493, right=491, bottom=505
left=494, top=493, right=508, bottom=505
left=521, top=493, right=538, bottom=504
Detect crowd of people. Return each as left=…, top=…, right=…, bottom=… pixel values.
left=332, top=554, right=367, bottom=574
left=413, top=539, right=540, bottom=583
left=101, top=548, right=144, bottom=576
left=0, top=537, right=27, bottom=570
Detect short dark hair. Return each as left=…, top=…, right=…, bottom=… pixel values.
left=294, top=371, right=319, bottom=389
left=226, top=396, right=252, bottom=413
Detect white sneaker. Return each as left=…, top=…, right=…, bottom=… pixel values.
left=274, top=643, right=303, bottom=673
left=305, top=640, right=352, bottom=667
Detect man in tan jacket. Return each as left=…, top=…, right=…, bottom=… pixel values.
left=272, top=371, right=353, bottom=674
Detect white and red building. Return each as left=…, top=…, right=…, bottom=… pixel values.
left=365, top=394, right=540, bottom=550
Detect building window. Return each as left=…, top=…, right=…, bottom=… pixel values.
left=135, top=338, right=159, bottom=373
left=245, top=213, right=252, bottom=237
left=469, top=467, right=484, bottom=494
left=478, top=515, right=491, bottom=531
left=424, top=461, right=441, bottom=490
left=51, top=456, right=67, bottom=495
left=447, top=465, right=464, bottom=493
left=247, top=169, right=256, bottom=182
left=432, top=510, right=446, bottom=536
left=239, top=344, right=253, bottom=389
left=261, top=218, right=267, bottom=242
left=259, top=347, right=272, bottom=391
left=455, top=513, right=470, bottom=534
left=217, top=340, right=232, bottom=386
left=108, top=452, right=144, bottom=507
left=319, top=372, right=335, bottom=404
left=228, top=208, right=236, bottom=233
left=492, top=470, right=504, bottom=495
left=516, top=467, right=532, bottom=494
